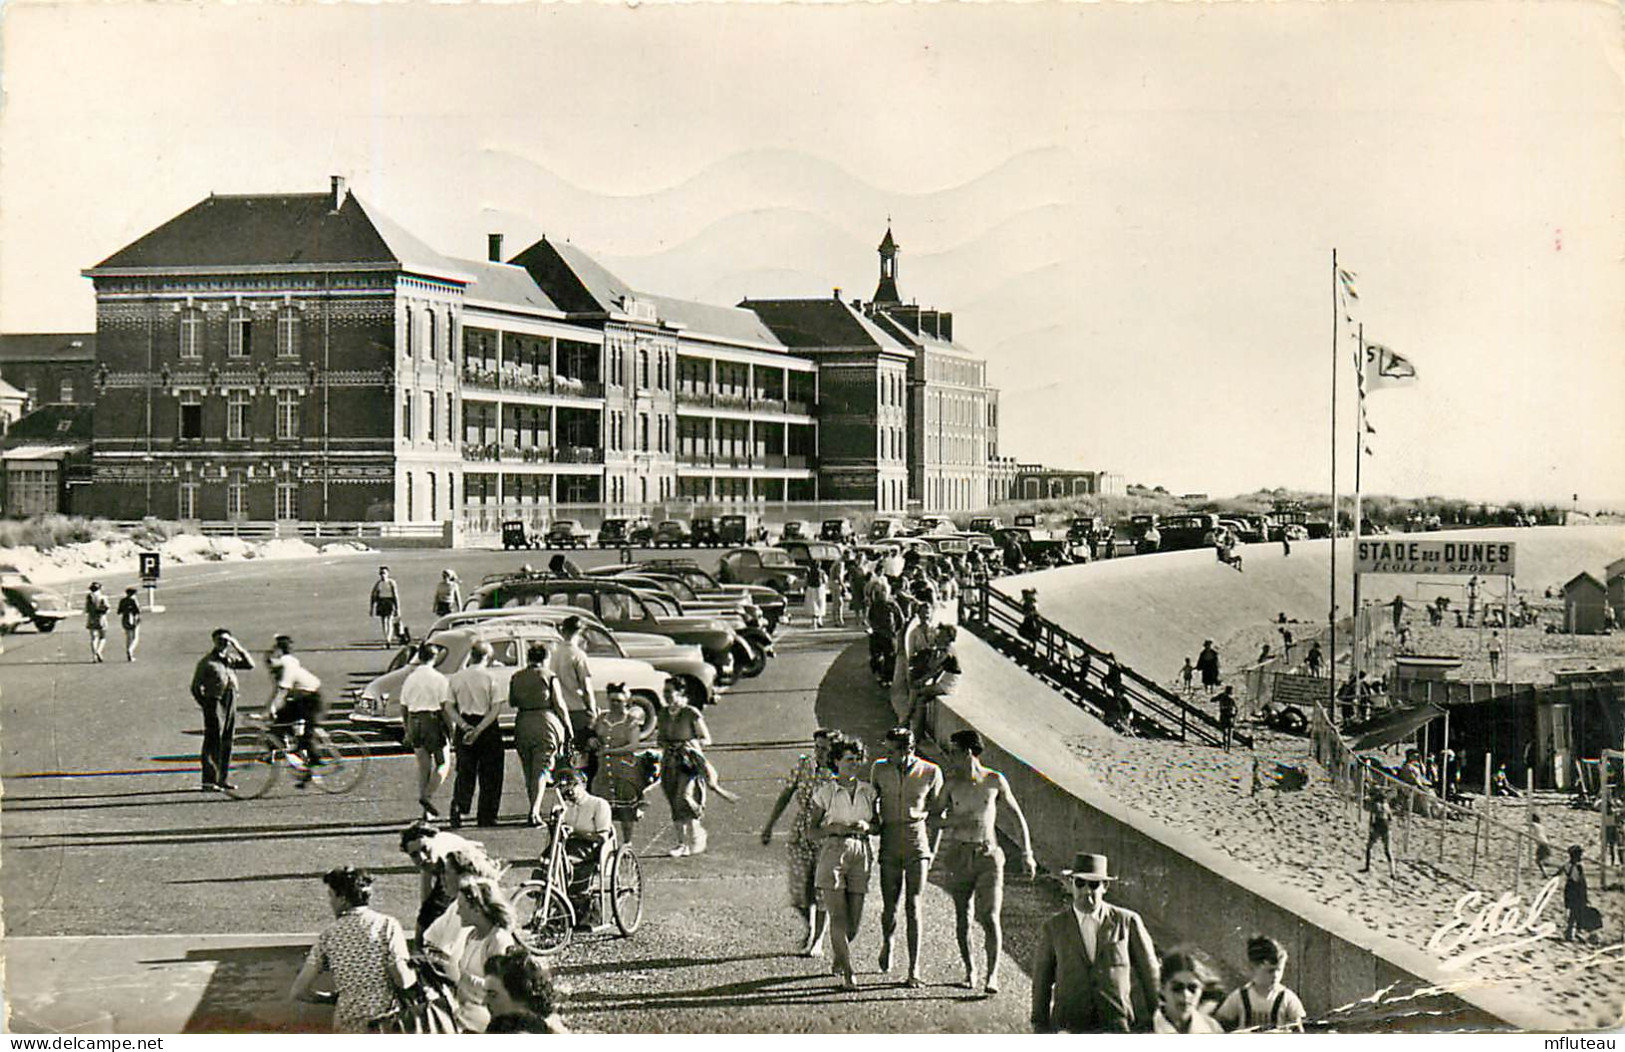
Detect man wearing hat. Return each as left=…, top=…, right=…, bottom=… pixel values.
left=1031, top=852, right=1159, bottom=1033
left=189, top=628, right=256, bottom=791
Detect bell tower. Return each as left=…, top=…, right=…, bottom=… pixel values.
left=873, top=225, right=901, bottom=307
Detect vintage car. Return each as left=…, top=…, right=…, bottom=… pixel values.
left=776, top=539, right=844, bottom=573
left=1159, top=513, right=1222, bottom=552
left=0, top=566, right=74, bottom=632
left=922, top=534, right=972, bottom=558
left=419, top=607, right=719, bottom=706
left=776, top=520, right=814, bottom=543
left=819, top=518, right=856, bottom=544
left=502, top=520, right=544, bottom=550
left=633, top=558, right=787, bottom=631
left=718, top=513, right=768, bottom=546
left=914, top=515, right=955, bottom=535
left=351, top=623, right=670, bottom=737
left=652, top=520, right=691, bottom=548
left=868, top=516, right=908, bottom=541
left=598, top=517, right=654, bottom=548
left=468, top=575, right=743, bottom=681
left=586, top=567, right=752, bottom=624
left=717, top=547, right=809, bottom=599
left=689, top=516, right=722, bottom=547
left=544, top=519, right=592, bottom=549
left=968, top=515, right=1004, bottom=535
left=1128, top=514, right=1161, bottom=553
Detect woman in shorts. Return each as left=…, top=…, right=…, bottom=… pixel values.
left=807, top=737, right=879, bottom=990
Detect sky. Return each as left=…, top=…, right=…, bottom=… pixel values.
left=1, top=1, right=1621, bottom=505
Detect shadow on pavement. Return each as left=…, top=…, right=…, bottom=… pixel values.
left=139, top=944, right=330, bottom=1033
left=6, top=817, right=414, bottom=851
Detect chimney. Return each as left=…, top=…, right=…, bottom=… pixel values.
left=832, top=287, right=842, bottom=301
left=330, top=175, right=346, bottom=210
left=488, top=233, right=504, bottom=263
left=940, top=312, right=953, bottom=342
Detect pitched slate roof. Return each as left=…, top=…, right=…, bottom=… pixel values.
left=0, top=333, right=96, bottom=362
left=643, top=294, right=782, bottom=349
left=1563, top=572, right=1606, bottom=594
left=509, top=237, right=634, bottom=315
left=2, top=403, right=93, bottom=443
left=741, top=298, right=913, bottom=356
left=85, top=191, right=468, bottom=283
left=453, top=258, right=560, bottom=313
left=869, top=310, right=968, bottom=353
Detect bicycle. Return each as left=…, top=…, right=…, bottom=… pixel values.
left=225, top=709, right=370, bottom=799
left=513, top=807, right=644, bottom=954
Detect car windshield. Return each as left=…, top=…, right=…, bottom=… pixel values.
left=755, top=549, right=795, bottom=567
left=657, top=578, right=698, bottom=601
left=553, top=520, right=578, bottom=529
left=579, top=625, right=623, bottom=657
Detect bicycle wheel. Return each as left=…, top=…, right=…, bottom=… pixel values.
left=225, top=733, right=280, bottom=800
left=514, top=882, right=574, bottom=955
left=609, top=846, right=644, bottom=936
left=309, top=728, right=369, bottom=795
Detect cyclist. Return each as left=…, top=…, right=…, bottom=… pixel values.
left=266, top=634, right=326, bottom=780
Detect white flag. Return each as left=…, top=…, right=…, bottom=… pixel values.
left=1361, top=342, right=1417, bottom=392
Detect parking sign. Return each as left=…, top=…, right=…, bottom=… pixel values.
left=139, top=552, right=161, bottom=581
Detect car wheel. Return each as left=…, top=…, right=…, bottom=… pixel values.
left=731, top=639, right=767, bottom=679
left=34, top=617, right=57, bottom=633
left=677, top=673, right=712, bottom=707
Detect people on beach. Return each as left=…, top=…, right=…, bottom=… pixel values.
left=1530, top=811, right=1554, bottom=877
left=1361, top=782, right=1396, bottom=879
left=1180, top=657, right=1195, bottom=694
left=1562, top=845, right=1591, bottom=942
left=1214, top=934, right=1306, bottom=1032
left=84, top=581, right=109, bottom=662
left=938, top=728, right=1036, bottom=995
left=809, top=736, right=880, bottom=990
left=1216, top=686, right=1237, bottom=752
left=1306, top=641, right=1323, bottom=677
left=871, top=726, right=944, bottom=988
left=805, top=562, right=827, bottom=629
left=1196, top=640, right=1220, bottom=693
left=1488, top=631, right=1503, bottom=679
left=117, top=585, right=141, bottom=661
left=1030, top=851, right=1158, bottom=1032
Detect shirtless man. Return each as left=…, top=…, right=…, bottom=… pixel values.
left=935, top=728, right=1036, bottom=995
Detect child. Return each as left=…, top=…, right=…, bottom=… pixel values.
left=1361, top=783, right=1396, bottom=879
left=1530, top=811, right=1554, bottom=876
left=1562, top=845, right=1590, bottom=942
left=1215, top=935, right=1307, bottom=1032
left=1180, top=657, right=1195, bottom=694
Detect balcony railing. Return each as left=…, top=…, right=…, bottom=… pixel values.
left=460, top=364, right=602, bottom=400
left=785, top=400, right=811, bottom=417
left=555, top=445, right=603, bottom=464
left=459, top=442, right=602, bottom=465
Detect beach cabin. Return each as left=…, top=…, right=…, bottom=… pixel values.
left=1605, top=558, right=1625, bottom=623
left=1563, top=572, right=1608, bottom=635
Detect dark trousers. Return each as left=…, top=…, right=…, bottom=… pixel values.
left=452, top=724, right=506, bottom=825
left=197, top=696, right=236, bottom=787
left=869, top=634, right=896, bottom=681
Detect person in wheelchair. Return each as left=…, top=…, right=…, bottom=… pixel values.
left=553, top=768, right=615, bottom=920
left=265, top=634, right=326, bottom=778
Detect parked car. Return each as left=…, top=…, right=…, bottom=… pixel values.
left=1231, top=515, right=1270, bottom=544
left=634, top=558, right=787, bottom=631
left=652, top=520, right=692, bottom=548
left=1128, top=514, right=1161, bottom=553
left=0, top=566, right=73, bottom=632
left=868, top=517, right=908, bottom=541
left=598, top=517, right=654, bottom=548
left=690, top=515, right=722, bottom=547
left=719, top=513, right=768, bottom=546
left=502, top=520, right=543, bottom=550
left=923, top=535, right=971, bottom=558
left=777, top=520, right=814, bottom=543
left=776, top=539, right=844, bottom=574
left=351, top=624, right=669, bottom=738
left=968, top=515, right=1004, bottom=535
left=1012, top=512, right=1041, bottom=529
left=819, top=518, right=856, bottom=544
left=419, top=607, right=719, bottom=706
left=468, top=575, right=743, bottom=682
left=914, top=515, right=955, bottom=535
left=718, top=547, right=809, bottom=599
left=545, top=519, right=591, bottom=549
left=587, top=568, right=752, bottom=625
left=1158, top=513, right=1222, bottom=552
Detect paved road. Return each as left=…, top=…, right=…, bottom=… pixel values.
left=1, top=548, right=1063, bottom=1032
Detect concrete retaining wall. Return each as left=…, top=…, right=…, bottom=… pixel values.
left=939, top=633, right=1522, bottom=1030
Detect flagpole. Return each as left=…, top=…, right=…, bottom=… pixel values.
left=1354, top=322, right=1366, bottom=685
left=1330, top=249, right=1339, bottom=715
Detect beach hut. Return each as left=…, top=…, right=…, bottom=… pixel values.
left=1563, top=572, right=1608, bottom=635
left=1605, top=557, right=1625, bottom=622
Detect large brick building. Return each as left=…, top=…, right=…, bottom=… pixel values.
left=76, top=178, right=1001, bottom=522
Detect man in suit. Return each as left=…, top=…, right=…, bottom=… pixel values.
left=1030, top=852, right=1159, bottom=1033
left=189, top=628, right=256, bottom=792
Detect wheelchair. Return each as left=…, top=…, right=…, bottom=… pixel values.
left=513, top=807, right=644, bottom=954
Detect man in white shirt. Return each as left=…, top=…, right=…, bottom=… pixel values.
left=265, top=634, right=325, bottom=775
left=400, top=642, right=455, bottom=819
left=871, top=727, right=943, bottom=988
left=553, top=617, right=598, bottom=771
left=447, top=639, right=506, bottom=828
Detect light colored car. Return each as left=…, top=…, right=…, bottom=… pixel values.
left=351, top=622, right=669, bottom=736
left=0, top=566, right=74, bottom=632
left=421, top=607, right=718, bottom=704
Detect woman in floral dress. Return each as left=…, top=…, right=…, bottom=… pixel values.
left=760, top=728, right=839, bottom=957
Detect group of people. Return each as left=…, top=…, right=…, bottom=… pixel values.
left=762, top=726, right=1035, bottom=993
left=290, top=827, right=570, bottom=1033
left=80, top=580, right=144, bottom=663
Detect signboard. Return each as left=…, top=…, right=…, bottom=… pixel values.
left=1354, top=538, right=1516, bottom=576
left=139, top=551, right=161, bottom=581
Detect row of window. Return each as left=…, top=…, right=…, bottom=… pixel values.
left=930, top=390, right=985, bottom=428
left=606, top=475, right=674, bottom=503
left=881, top=425, right=905, bottom=462
left=403, top=305, right=457, bottom=363
left=174, top=389, right=303, bottom=441
left=606, top=410, right=673, bottom=454
left=880, top=369, right=907, bottom=409
left=607, top=342, right=676, bottom=392
left=179, top=307, right=302, bottom=360
left=400, top=391, right=459, bottom=444
left=175, top=479, right=300, bottom=521
left=16, top=378, right=72, bottom=404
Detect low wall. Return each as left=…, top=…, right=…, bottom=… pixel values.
left=939, top=633, right=1522, bottom=1030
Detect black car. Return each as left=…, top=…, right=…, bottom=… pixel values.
left=598, top=517, right=654, bottom=548
left=653, top=520, right=691, bottom=548
left=690, top=516, right=722, bottom=547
